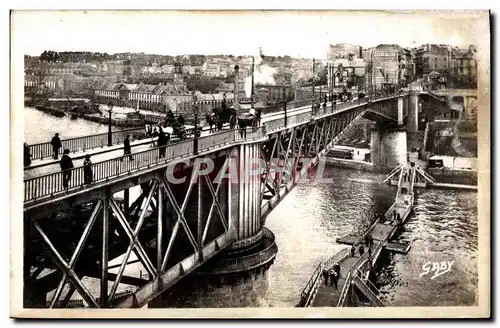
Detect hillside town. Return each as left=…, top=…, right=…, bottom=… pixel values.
left=24, top=43, right=477, bottom=120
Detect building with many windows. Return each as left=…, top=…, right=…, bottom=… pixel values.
left=327, top=43, right=362, bottom=61
left=414, top=44, right=452, bottom=76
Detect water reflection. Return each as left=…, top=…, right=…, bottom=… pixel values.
left=24, top=106, right=116, bottom=144
left=265, top=166, right=478, bottom=307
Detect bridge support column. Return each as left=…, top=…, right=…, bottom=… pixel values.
left=406, top=93, right=421, bottom=150
left=370, top=127, right=407, bottom=168
left=397, top=96, right=404, bottom=125
left=149, top=141, right=278, bottom=308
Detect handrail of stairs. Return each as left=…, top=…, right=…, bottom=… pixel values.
left=383, top=164, right=403, bottom=184
left=336, top=271, right=352, bottom=307
left=351, top=270, right=387, bottom=307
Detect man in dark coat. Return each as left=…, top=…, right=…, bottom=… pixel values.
left=358, top=245, right=365, bottom=256
left=121, top=135, right=133, bottom=161
left=177, top=114, right=185, bottom=126
left=83, top=154, right=93, bottom=184
left=329, top=270, right=337, bottom=289
left=333, top=263, right=341, bottom=277
left=157, top=129, right=168, bottom=158
left=51, top=133, right=62, bottom=159
left=24, top=142, right=31, bottom=167
left=322, top=269, right=329, bottom=286
left=60, top=149, right=74, bottom=189
left=165, top=110, right=175, bottom=126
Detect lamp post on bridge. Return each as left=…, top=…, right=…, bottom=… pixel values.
left=283, top=88, right=288, bottom=127
left=192, top=92, right=199, bottom=155
left=312, top=58, right=316, bottom=108
left=370, top=51, right=374, bottom=99
left=107, top=102, right=113, bottom=147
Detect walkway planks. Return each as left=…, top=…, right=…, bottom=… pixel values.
left=303, top=165, right=416, bottom=307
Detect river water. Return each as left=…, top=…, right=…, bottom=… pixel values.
left=24, top=106, right=478, bottom=308
left=24, top=106, right=119, bottom=144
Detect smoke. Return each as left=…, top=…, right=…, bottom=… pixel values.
left=244, top=54, right=277, bottom=97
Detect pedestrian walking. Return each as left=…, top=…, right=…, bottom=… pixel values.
left=177, top=114, right=185, bottom=126
left=60, top=149, right=74, bottom=189
left=333, top=263, right=341, bottom=278
left=24, top=142, right=31, bottom=167
left=358, top=245, right=365, bottom=256
left=157, top=129, right=168, bottom=158
left=83, top=154, right=93, bottom=185
left=350, top=246, right=355, bottom=257
left=322, top=269, right=329, bottom=286
left=50, top=133, right=62, bottom=159
left=121, top=135, right=133, bottom=161
left=329, top=270, right=336, bottom=288
left=368, top=245, right=372, bottom=258
left=330, top=271, right=338, bottom=289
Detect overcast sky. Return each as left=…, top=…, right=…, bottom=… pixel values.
left=12, top=10, right=485, bottom=59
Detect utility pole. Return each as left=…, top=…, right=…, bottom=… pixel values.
left=192, top=92, right=199, bottom=155
left=312, top=58, right=316, bottom=107
left=250, top=56, right=255, bottom=109
left=370, top=51, right=374, bottom=98
left=107, top=102, right=113, bottom=146
left=283, top=88, right=288, bottom=127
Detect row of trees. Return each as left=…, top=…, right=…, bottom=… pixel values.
left=38, top=51, right=299, bottom=67
left=39, top=51, right=118, bottom=63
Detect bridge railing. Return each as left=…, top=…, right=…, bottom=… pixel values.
left=24, top=126, right=267, bottom=204
left=336, top=271, right=352, bottom=307
left=299, top=263, right=323, bottom=307
left=323, top=248, right=351, bottom=270
left=28, top=127, right=146, bottom=160
left=28, top=94, right=397, bottom=161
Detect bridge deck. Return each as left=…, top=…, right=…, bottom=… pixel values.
left=306, top=165, right=415, bottom=307
left=312, top=255, right=359, bottom=307
left=24, top=94, right=401, bottom=207
left=23, top=102, right=319, bottom=178
left=336, top=235, right=410, bottom=255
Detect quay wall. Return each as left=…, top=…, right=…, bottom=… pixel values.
left=428, top=168, right=478, bottom=186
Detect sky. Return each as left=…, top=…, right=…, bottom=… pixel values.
left=12, top=10, right=486, bottom=59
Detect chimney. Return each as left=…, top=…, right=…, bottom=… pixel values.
left=233, top=65, right=240, bottom=109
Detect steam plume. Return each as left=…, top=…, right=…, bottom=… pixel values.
left=244, top=52, right=277, bottom=97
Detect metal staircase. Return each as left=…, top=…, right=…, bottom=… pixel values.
left=351, top=271, right=389, bottom=307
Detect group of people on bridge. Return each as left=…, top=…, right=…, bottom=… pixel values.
left=30, top=132, right=140, bottom=190
left=322, top=263, right=341, bottom=289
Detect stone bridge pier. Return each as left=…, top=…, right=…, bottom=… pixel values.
left=149, top=140, right=278, bottom=308
left=370, top=93, right=421, bottom=168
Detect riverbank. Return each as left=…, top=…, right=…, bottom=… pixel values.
left=82, top=114, right=145, bottom=127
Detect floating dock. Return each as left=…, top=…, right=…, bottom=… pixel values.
left=298, top=164, right=418, bottom=308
